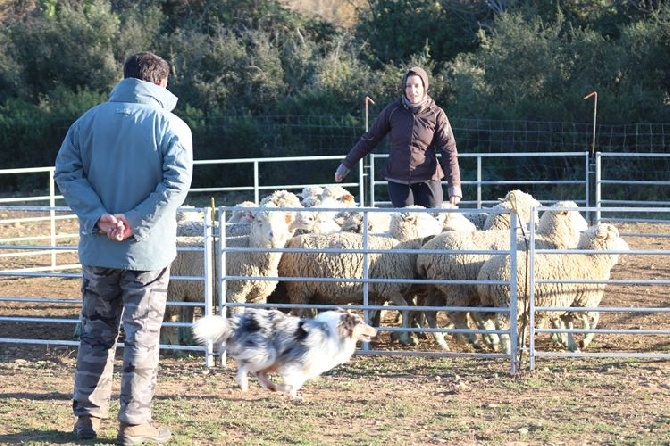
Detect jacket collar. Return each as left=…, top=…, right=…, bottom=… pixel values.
left=108, top=78, right=178, bottom=112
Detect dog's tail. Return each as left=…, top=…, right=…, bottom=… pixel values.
left=192, top=315, right=230, bottom=345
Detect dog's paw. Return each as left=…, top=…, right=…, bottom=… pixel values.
left=289, top=393, right=304, bottom=403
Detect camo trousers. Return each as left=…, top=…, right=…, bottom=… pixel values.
left=72, top=265, right=170, bottom=425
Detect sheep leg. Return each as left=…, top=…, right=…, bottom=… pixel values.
left=472, top=311, right=499, bottom=348
left=390, top=308, right=414, bottom=346
left=369, top=309, right=382, bottom=327
left=424, top=309, right=450, bottom=351
left=407, top=288, right=428, bottom=338
left=401, top=310, right=427, bottom=341
left=565, top=319, right=580, bottom=352
left=179, top=305, right=195, bottom=345
left=550, top=318, right=569, bottom=348
left=580, top=311, right=600, bottom=349
left=160, top=311, right=181, bottom=347
left=420, top=286, right=451, bottom=350
left=449, top=311, right=482, bottom=348
left=559, top=315, right=581, bottom=352
left=495, top=313, right=511, bottom=356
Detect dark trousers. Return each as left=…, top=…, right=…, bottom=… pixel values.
left=73, top=265, right=170, bottom=425
left=387, top=180, right=444, bottom=208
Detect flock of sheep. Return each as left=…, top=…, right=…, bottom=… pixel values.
left=162, top=186, right=629, bottom=355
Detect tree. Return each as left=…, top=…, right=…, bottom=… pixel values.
left=6, top=0, right=122, bottom=99
left=356, top=0, right=488, bottom=67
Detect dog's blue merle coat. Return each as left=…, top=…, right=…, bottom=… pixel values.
left=192, top=308, right=376, bottom=398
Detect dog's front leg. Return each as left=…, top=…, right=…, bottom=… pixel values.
left=255, top=371, right=277, bottom=392
left=277, top=377, right=307, bottom=400
left=277, top=384, right=301, bottom=400
left=235, top=367, right=250, bottom=392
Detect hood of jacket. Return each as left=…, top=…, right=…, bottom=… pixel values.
left=401, top=66, right=429, bottom=93
left=109, top=77, right=178, bottom=112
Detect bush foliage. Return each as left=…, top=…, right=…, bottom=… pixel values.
left=0, top=0, right=668, bottom=189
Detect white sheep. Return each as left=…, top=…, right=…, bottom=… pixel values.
left=276, top=208, right=443, bottom=345
left=223, top=205, right=295, bottom=312
left=224, top=191, right=303, bottom=237
left=320, top=184, right=357, bottom=207
left=225, top=200, right=256, bottom=224
left=176, top=206, right=212, bottom=237
left=476, top=223, right=626, bottom=355
left=163, top=205, right=295, bottom=346
left=299, top=185, right=356, bottom=208
left=259, top=189, right=303, bottom=209
left=223, top=201, right=258, bottom=237
left=439, top=203, right=478, bottom=232
left=293, top=208, right=343, bottom=234
left=292, top=186, right=360, bottom=234
left=483, top=189, right=542, bottom=231
left=417, top=200, right=588, bottom=351
left=568, top=233, right=629, bottom=349
left=162, top=235, right=214, bottom=347
left=340, top=210, right=394, bottom=235
left=297, top=185, right=325, bottom=207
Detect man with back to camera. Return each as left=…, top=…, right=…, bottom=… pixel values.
left=55, top=51, right=193, bottom=445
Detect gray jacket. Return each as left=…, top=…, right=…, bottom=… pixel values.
left=55, top=78, right=193, bottom=270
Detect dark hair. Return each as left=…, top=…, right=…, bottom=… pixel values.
left=123, top=52, right=170, bottom=83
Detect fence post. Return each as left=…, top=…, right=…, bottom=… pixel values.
left=528, top=209, right=537, bottom=371
left=202, top=208, right=215, bottom=367
left=476, top=156, right=483, bottom=208
left=509, top=211, right=520, bottom=375
left=595, top=152, right=602, bottom=225
left=49, top=168, right=57, bottom=268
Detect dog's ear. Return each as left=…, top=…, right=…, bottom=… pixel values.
left=338, top=312, right=359, bottom=338
left=295, top=321, right=310, bottom=341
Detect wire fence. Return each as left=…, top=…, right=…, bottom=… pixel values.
left=1, top=150, right=669, bottom=372
left=1, top=204, right=669, bottom=374
left=196, top=116, right=670, bottom=155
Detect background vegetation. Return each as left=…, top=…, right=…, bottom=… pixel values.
left=0, top=0, right=668, bottom=191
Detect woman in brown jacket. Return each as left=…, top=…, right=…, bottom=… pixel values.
left=334, top=66, right=462, bottom=207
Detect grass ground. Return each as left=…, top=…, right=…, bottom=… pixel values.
left=0, top=345, right=669, bottom=445
left=1, top=217, right=669, bottom=445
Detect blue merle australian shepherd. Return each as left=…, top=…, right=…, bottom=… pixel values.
left=192, top=308, right=376, bottom=399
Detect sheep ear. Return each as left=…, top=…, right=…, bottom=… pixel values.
left=342, top=193, right=355, bottom=204
left=421, top=235, right=436, bottom=245
left=402, top=212, right=418, bottom=224
left=284, top=213, right=294, bottom=224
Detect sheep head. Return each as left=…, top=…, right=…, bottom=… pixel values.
left=250, top=204, right=294, bottom=248
left=578, top=223, right=622, bottom=250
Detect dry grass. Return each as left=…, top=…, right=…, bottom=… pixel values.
left=0, top=346, right=669, bottom=445
left=1, top=215, right=670, bottom=444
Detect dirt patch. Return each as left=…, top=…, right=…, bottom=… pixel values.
left=1, top=219, right=668, bottom=355
left=1, top=217, right=669, bottom=444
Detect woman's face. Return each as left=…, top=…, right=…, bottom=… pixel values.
left=405, top=74, right=425, bottom=104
